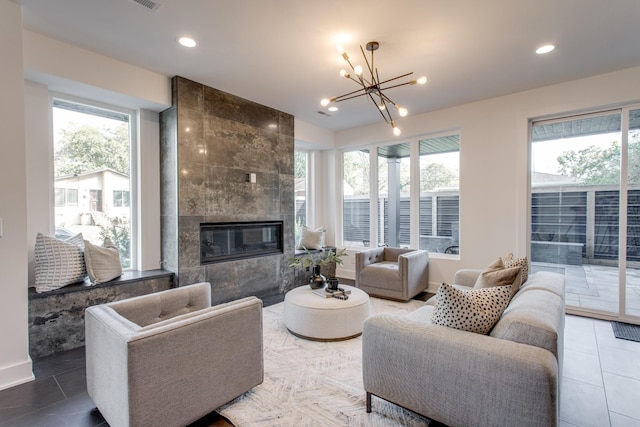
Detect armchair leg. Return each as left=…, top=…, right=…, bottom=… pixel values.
left=366, top=392, right=372, bottom=413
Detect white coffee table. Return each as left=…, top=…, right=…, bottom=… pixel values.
left=283, top=284, right=371, bottom=341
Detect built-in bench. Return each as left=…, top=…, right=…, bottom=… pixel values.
left=28, top=269, right=175, bottom=358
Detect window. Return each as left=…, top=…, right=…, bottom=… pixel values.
left=294, top=151, right=307, bottom=243
left=341, top=132, right=461, bottom=253
left=113, top=190, right=130, bottom=208
left=343, top=149, right=371, bottom=247
left=419, top=134, right=460, bottom=254
left=52, top=98, right=134, bottom=268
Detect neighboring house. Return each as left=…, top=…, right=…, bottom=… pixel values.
left=54, top=168, right=130, bottom=228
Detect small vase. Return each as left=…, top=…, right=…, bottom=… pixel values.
left=309, top=265, right=327, bottom=289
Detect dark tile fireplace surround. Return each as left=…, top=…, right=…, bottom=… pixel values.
left=160, top=76, right=303, bottom=304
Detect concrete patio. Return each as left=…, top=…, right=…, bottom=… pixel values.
left=533, top=263, right=640, bottom=318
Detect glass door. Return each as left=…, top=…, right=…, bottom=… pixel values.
left=531, top=107, right=640, bottom=323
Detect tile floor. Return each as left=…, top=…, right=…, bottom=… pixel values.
left=1, top=313, right=639, bottom=426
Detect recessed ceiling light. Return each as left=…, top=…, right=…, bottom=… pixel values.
left=536, top=44, right=556, bottom=55
left=177, top=36, right=197, bottom=48
left=328, top=106, right=338, bottom=112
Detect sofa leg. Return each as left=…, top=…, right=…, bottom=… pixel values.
left=366, top=392, right=372, bottom=413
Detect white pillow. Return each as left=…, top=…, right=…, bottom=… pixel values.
left=297, top=225, right=325, bottom=250
left=34, top=232, right=87, bottom=293
left=431, top=282, right=512, bottom=334
left=84, top=238, right=122, bottom=284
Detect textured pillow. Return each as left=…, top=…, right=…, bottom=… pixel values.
left=297, top=225, right=325, bottom=250
left=84, top=238, right=122, bottom=284
left=474, top=257, right=522, bottom=297
left=502, top=252, right=529, bottom=285
left=34, top=232, right=87, bottom=293
left=432, top=282, right=512, bottom=334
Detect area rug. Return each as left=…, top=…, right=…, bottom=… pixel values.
left=611, top=321, right=640, bottom=342
left=218, top=297, right=432, bottom=426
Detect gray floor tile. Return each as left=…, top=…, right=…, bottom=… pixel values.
left=563, top=348, right=603, bottom=386
left=0, top=392, right=104, bottom=427
left=0, top=377, right=65, bottom=424
left=609, top=412, right=640, bottom=427
left=560, top=377, right=610, bottom=427
left=598, top=346, right=640, bottom=381
left=603, top=373, right=640, bottom=420
left=595, top=322, right=640, bottom=355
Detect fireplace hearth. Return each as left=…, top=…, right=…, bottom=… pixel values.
left=200, top=221, right=283, bottom=264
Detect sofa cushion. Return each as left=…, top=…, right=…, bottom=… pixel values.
left=431, top=282, right=512, bottom=334
left=359, top=261, right=402, bottom=291
left=84, top=238, right=122, bottom=284
left=34, top=232, right=87, bottom=293
left=474, top=258, right=522, bottom=296
left=490, top=286, right=564, bottom=357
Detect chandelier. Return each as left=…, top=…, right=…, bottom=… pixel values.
left=321, top=41, right=427, bottom=136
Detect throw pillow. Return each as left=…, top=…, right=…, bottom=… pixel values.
left=431, top=282, right=512, bottom=334
left=84, top=238, right=123, bottom=284
left=502, top=252, right=529, bottom=285
left=474, top=257, right=522, bottom=297
left=297, top=225, right=325, bottom=250
left=34, top=232, right=87, bottom=293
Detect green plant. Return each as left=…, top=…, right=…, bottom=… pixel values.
left=288, top=248, right=347, bottom=270
left=99, top=216, right=131, bottom=268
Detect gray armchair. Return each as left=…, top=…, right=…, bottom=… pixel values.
left=85, top=283, right=263, bottom=427
left=355, top=247, right=429, bottom=301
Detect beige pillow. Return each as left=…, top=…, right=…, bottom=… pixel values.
left=431, top=283, right=512, bottom=334
left=297, top=225, right=325, bottom=250
left=34, top=232, right=87, bottom=293
left=502, top=252, right=529, bottom=285
left=474, top=257, right=522, bottom=297
left=84, top=238, right=122, bottom=284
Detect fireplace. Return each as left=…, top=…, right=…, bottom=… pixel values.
left=200, top=221, right=283, bottom=264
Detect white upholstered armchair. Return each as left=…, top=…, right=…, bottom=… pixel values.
left=355, top=247, right=429, bottom=301
left=84, top=283, right=263, bottom=427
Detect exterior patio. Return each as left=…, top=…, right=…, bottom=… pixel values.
left=533, top=263, right=640, bottom=319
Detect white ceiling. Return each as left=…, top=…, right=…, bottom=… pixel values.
left=16, top=0, right=640, bottom=132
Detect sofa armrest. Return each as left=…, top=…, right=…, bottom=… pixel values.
left=453, top=268, right=482, bottom=287
left=362, top=314, right=558, bottom=427
left=399, top=250, right=429, bottom=295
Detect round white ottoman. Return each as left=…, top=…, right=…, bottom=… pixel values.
left=283, top=284, right=371, bottom=341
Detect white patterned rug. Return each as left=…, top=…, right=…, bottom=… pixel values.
left=218, top=297, right=432, bottom=426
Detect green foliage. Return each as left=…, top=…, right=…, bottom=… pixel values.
left=294, top=151, right=306, bottom=179
left=55, top=123, right=130, bottom=177
left=99, top=217, right=131, bottom=269
left=557, top=139, right=640, bottom=185
left=420, top=162, right=457, bottom=191
left=288, top=248, right=347, bottom=269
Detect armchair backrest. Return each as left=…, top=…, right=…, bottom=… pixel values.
left=383, top=247, right=416, bottom=262
left=109, top=282, right=211, bottom=327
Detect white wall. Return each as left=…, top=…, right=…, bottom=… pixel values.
left=334, top=66, right=640, bottom=290
left=0, top=0, right=33, bottom=391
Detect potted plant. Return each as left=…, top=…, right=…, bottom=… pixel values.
left=289, top=248, right=348, bottom=289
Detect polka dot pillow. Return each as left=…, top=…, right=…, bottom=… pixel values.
left=431, top=282, right=512, bottom=335
left=502, top=252, right=529, bottom=285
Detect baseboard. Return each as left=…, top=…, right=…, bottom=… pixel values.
left=0, top=357, right=34, bottom=391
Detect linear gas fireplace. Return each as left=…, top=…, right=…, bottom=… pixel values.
left=200, top=221, right=283, bottom=264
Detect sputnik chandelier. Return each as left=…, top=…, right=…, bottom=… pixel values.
left=321, top=41, right=427, bottom=136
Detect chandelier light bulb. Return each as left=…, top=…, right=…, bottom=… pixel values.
left=340, top=69, right=348, bottom=78
left=396, top=106, right=408, bottom=117
left=354, top=65, right=363, bottom=75
left=417, top=76, right=427, bottom=85
left=393, top=126, right=402, bottom=136
left=320, top=98, right=330, bottom=107
left=379, top=103, right=386, bottom=111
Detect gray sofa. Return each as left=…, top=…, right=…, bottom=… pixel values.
left=85, top=283, right=264, bottom=427
left=362, top=269, right=565, bottom=427
left=355, top=247, right=429, bottom=301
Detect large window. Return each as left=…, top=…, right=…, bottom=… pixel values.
left=294, top=151, right=307, bottom=243
left=53, top=98, right=134, bottom=268
left=530, top=108, right=640, bottom=322
left=342, top=133, right=460, bottom=253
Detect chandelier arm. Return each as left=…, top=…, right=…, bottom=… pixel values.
left=333, top=86, right=368, bottom=102
left=334, top=92, right=370, bottom=102
left=376, top=72, right=414, bottom=87
left=380, top=81, right=418, bottom=92
left=367, top=92, right=390, bottom=124
left=379, top=91, right=401, bottom=109
left=377, top=93, right=396, bottom=124
left=360, top=45, right=376, bottom=85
